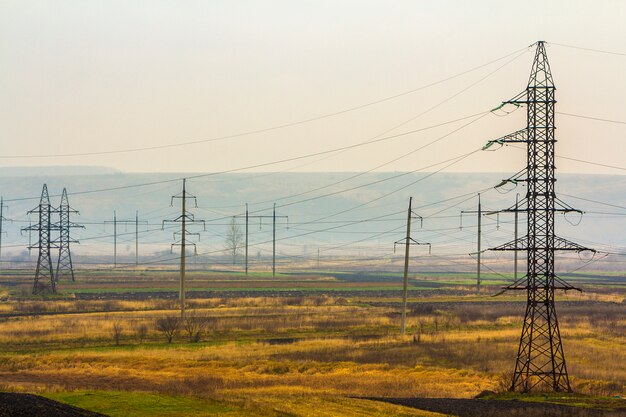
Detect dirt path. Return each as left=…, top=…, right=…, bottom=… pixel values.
left=374, top=398, right=626, bottom=417
left=0, top=393, right=106, bottom=417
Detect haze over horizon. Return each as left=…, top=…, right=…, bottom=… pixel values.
left=1, top=1, right=625, bottom=176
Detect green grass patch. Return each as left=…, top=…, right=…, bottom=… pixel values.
left=61, top=285, right=438, bottom=294
left=484, top=392, right=626, bottom=411
left=44, top=390, right=245, bottom=417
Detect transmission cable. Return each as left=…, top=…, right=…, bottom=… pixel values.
left=0, top=47, right=529, bottom=159
left=551, top=42, right=626, bottom=57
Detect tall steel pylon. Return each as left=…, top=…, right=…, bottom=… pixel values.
left=55, top=188, right=83, bottom=282
left=485, top=41, right=594, bottom=392
left=22, top=184, right=58, bottom=294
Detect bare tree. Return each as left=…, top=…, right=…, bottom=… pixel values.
left=136, top=323, right=148, bottom=343
left=156, top=316, right=180, bottom=343
left=183, top=313, right=208, bottom=343
left=111, top=321, right=123, bottom=346
left=224, top=218, right=243, bottom=265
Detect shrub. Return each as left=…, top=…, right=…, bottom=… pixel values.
left=156, top=316, right=180, bottom=343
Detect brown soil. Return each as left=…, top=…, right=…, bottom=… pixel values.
left=0, top=392, right=106, bottom=417
left=373, top=398, right=626, bottom=417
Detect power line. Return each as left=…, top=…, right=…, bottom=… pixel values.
left=2, top=110, right=492, bottom=204
left=557, top=112, right=626, bottom=126
left=557, top=155, right=626, bottom=172
left=2, top=50, right=524, bottom=209
left=139, top=182, right=503, bottom=267
left=559, top=193, right=626, bottom=211
left=187, top=50, right=526, bottom=211
left=0, top=47, right=529, bottom=160
left=551, top=42, right=626, bottom=57
left=503, top=143, right=626, bottom=172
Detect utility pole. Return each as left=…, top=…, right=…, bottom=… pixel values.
left=394, top=197, right=429, bottom=336
left=104, top=211, right=117, bottom=267
left=163, top=179, right=205, bottom=319
left=514, top=193, right=519, bottom=282
left=135, top=211, right=139, bottom=266
left=22, top=184, right=58, bottom=294
left=477, top=195, right=481, bottom=289
left=486, top=41, right=594, bottom=392
left=106, top=212, right=147, bottom=267
left=27, top=219, right=32, bottom=254
left=461, top=193, right=482, bottom=290
left=55, top=188, right=84, bottom=282
left=181, top=185, right=186, bottom=319
left=273, top=204, right=276, bottom=276
left=114, top=211, right=117, bottom=267
left=234, top=203, right=287, bottom=276
left=0, top=197, right=9, bottom=264
left=245, top=204, right=248, bottom=275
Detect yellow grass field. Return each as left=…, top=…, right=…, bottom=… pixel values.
left=0, top=271, right=624, bottom=416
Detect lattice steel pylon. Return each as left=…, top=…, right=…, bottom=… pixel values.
left=22, top=184, right=58, bottom=294
left=485, top=41, right=594, bottom=392
left=55, top=188, right=83, bottom=282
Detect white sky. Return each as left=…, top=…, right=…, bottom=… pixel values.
left=1, top=0, right=625, bottom=174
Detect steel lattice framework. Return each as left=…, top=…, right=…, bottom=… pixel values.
left=22, top=184, right=58, bottom=294
left=487, top=41, right=594, bottom=392
left=55, top=188, right=83, bottom=282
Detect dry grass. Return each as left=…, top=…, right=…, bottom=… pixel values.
left=0, top=289, right=623, bottom=415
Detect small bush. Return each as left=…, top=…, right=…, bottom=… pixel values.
left=156, top=316, right=180, bottom=343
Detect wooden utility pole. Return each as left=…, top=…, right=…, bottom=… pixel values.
left=163, top=179, right=205, bottom=319
left=514, top=193, right=519, bottom=282
left=107, top=212, right=146, bottom=267
left=401, top=197, right=413, bottom=336
left=477, top=194, right=482, bottom=289
left=104, top=211, right=121, bottom=267
left=135, top=211, right=139, bottom=266
left=272, top=204, right=276, bottom=276
left=245, top=204, right=248, bottom=275
left=462, top=193, right=482, bottom=290
left=234, top=203, right=287, bottom=276
left=0, top=197, right=9, bottom=263
left=180, top=181, right=187, bottom=319
left=394, top=197, right=429, bottom=335
left=113, top=211, right=117, bottom=267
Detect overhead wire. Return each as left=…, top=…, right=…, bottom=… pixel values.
left=551, top=42, right=626, bottom=57
left=0, top=46, right=530, bottom=160
left=557, top=112, right=626, bottom=126
left=2, top=48, right=527, bottom=207
left=1, top=111, right=490, bottom=204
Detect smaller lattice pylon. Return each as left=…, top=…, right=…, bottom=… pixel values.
left=55, top=188, right=84, bottom=282
left=21, top=184, right=58, bottom=294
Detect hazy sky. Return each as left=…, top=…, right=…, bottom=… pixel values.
left=1, top=0, right=625, bottom=174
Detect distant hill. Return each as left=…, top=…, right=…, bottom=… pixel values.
left=0, top=169, right=624, bottom=271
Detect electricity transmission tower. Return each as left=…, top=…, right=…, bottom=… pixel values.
left=163, top=179, right=205, bottom=319
left=485, top=41, right=594, bottom=392
left=234, top=203, right=288, bottom=276
left=394, top=197, right=429, bottom=335
left=55, top=188, right=84, bottom=282
left=22, top=184, right=58, bottom=294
